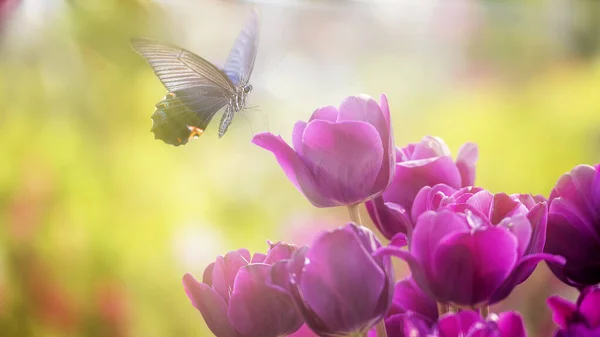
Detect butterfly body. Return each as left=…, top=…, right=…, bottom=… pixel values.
left=132, top=10, right=259, bottom=146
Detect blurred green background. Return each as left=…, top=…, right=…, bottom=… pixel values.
left=0, top=0, right=599, bottom=336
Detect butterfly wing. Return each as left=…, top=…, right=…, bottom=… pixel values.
left=132, top=38, right=237, bottom=146
left=223, top=9, right=260, bottom=87
left=151, top=87, right=229, bottom=146
left=132, top=37, right=236, bottom=93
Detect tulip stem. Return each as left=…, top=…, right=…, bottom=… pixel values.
left=437, top=302, right=449, bottom=316
left=375, top=320, right=387, bottom=337
left=348, top=204, right=363, bottom=226
left=480, top=305, right=489, bottom=318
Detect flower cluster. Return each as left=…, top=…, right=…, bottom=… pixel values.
left=181, top=94, right=600, bottom=337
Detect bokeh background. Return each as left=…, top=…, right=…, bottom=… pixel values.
left=0, top=0, right=599, bottom=336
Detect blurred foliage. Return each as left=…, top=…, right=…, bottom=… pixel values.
left=0, top=0, right=599, bottom=336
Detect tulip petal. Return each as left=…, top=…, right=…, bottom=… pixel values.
left=292, top=121, right=308, bottom=154
left=431, top=227, right=518, bottom=305
left=386, top=156, right=462, bottom=211
left=456, top=142, right=478, bottom=187
left=203, top=262, right=215, bottom=286
left=411, top=210, right=468, bottom=266
left=412, top=136, right=452, bottom=159
left=498, top=215, right=531, bottom=258
left=301, top=120, right=384, bottom=205
left=228, top=265, right=303, bottom=337
left=391, top=278, right=438, bottom=321
left=490, top=253, right=565, bottom=304
left=496, top=312, right=527, bottom=337
left=182, top=273, right=239, bottom=337
left=552, top=165, right=597, bottom=224
left=253, top=133, right=331, bottom=207
left=251, top=253, right=267, bottom=263
left=411, top=184, right=458, bottom=222
left=546, top=212, right=600, bottom=286
left=366, top=198, right=412, bottom=239
left=524, top=202, right=548, bottom=255
left=299, top=225, right=386, bottom=334
left=579, top=288, right=600, bottom=328
left=466, top=190, right=494, bottom=219
left=337, top=95, right=394, bottom=191
left=309, top=105, right=338, bottom=122
left=437, top=311, right=481, bottom=337
left=547, top=295, right=577, bottom=329
left=264, top=242, right=298, bottom=264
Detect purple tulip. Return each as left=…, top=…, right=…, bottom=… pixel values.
left=408, top=185, right=563, bottom=304
left=368, top=311, right=433, bottom=337
left=548, top=286, right=600, bottom=337
left=182, top=242, right=303, bottom=337
left=271, top=223, right=394, bottom=336
left=436, top=310, right=527, bottom=337
left=367, top=277, right=439, bottom=337
left=253, top=94, right=395, bottom=208
left=366, top=136, right=478, bottom=239
left=377, top=202, right=565, bottom=307
left=545, top=164, right=600, bottom=288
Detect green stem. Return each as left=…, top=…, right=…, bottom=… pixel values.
left=375, top=320, right=387, bottom=337
left=347, top=204, right=363, bottom=226
left=437, top=302, right=449, bottom=316
left=480, top=305, right=489, bottom=318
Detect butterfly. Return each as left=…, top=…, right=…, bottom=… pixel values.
left=131, top=9, right=259, bottom=146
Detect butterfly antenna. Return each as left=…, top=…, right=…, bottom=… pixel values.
left=239, top=110, right=255, bottom=135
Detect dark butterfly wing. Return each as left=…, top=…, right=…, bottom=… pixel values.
left=151, top=87, right=229, bottom=146
left=131, top=37, right=235, bottom=93
left=223, top=9, right=259, bottom=87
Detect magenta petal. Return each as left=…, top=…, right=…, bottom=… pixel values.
left=525, top=202, right=548, bottom=254
left=253, top=133, right=330, bottom=207
left=431, top=228, right=518, bottom=305
left=309, top=105, right=339, bottom=122
left=411, top=210, right=468, bottom=265
left=498, top=215, right=532, bottom=258
left=299, top=225, right=386, bottom=334
left=437, top=311, right=481, bottom=337
left=228, top=265, right=302, bottom=337
left=366, top=197, right=412, bottom=239
left=336, top=94, right=394, bottom=192
left=390, top=233, right=409, bottom=248
left=387, top=156, right=462, bottom=210
left=456, top=142, right=478, bottom=187
left=251, top=253, right=267, bottom=263
left=264, top=242, right=297, bottom=264
left=182, top=273, right=239, bottom=337
left=553, top=165, right=597, bottom=221
left=301, top=120, right=384, bottom=205
left=496, top=312, right=526, bottom=337
left=292, top=121, right=308, bottom=154
left=411, top=136, right=451, bottom=160
left=337, top=95, right=387, bottom=136
left=579, top=288, right=600, bottom=328
left=391, top=278, right=438, bottom=321
left=489, top=253, right=566, bottom=304
left=547, top=296, right=577, bottom=329
left=466, top=190, right=494, bottom=218
left=203, top=262, right=215, bottom=286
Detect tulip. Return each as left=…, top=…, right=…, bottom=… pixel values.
left=253, top=94, right=395, bottom=207
left=271, top=223, right=394, bottom=336
left=545, top=164, right=600, bottom=288
left=548, top=286, right=600, bottom=337
left=366, top=137, right=478, bottom=239
left=377, top=205, right=564, bottom=307
left=408, top=185, right=562, bottom=303
left=436, top=310, right=527, bottom=337
left=367, top=277, right=438, bottom=337
left=183, top=243, right=303, bottom=337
